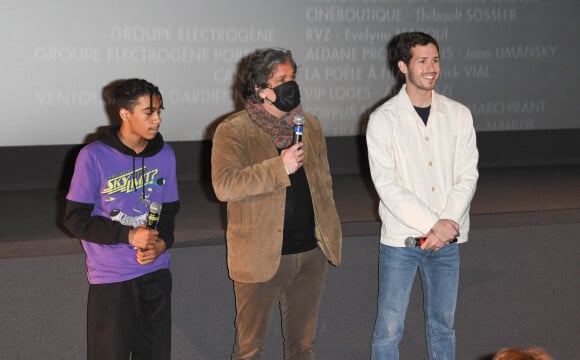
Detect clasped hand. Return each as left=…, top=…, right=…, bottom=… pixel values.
left=421, top=219, right=459, bottom=251
left=129, top=225, right=165, bottom=265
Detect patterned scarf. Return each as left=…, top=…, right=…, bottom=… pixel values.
left=245, top=101, right=302, bottom=149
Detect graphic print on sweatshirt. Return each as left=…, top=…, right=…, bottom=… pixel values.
left=101, top=164, right=166, bottom=228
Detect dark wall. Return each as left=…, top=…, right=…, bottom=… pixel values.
left=1, top=224, right=578, bottom=359
left=2, top=129, right=580, bottom=192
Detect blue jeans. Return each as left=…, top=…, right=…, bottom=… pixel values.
left=371, top=243, right=459, bottom=360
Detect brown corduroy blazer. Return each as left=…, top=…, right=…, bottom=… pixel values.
left=211, top=110, right=342, bottom=283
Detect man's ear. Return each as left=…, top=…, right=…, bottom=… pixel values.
left=397, top=60, right=408, bottom=75
left=119, top=108, right=129, bottom=122
left=255, top=85, right=267, bottom=100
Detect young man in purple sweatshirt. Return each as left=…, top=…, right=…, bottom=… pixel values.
left=65, top=78, right=179, bottom=360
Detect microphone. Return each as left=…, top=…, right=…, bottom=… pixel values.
left=140, top=201, right=162, bottom=252
left=404, top=236, right=419, bottom=248
left=405, top=236, right=458, bottom=248
left=145, top=201, right=162, bottom=229
left=292, top=114, right=305, bottom=144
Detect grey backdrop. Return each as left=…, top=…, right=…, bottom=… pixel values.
left=1, top=0, right=578, bottom=146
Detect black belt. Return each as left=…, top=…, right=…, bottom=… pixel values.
left=404, top=237, right=458, bottom=248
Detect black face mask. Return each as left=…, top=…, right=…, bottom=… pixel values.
left=271, top=81, right=301, bottom=112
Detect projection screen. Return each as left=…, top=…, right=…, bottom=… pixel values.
left=1, top=0, right=577, bottom=146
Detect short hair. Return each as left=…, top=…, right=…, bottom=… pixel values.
left=241, top=48, right=297, bottom=104
left=113, top=78, right=163, bottom=113
left=492, top=347, right=553, bottom=360
left=395, top=31, right=440, bottom=66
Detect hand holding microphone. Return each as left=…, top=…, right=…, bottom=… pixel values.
left=132, top=201, right=165, bottom=265
left=281, top=143, right=304, bottom=174
left=405, top=230, right=458, bottom=251
left=129, top=201, right=162, bottom=251
left=281, top=114, right=306, bottom=174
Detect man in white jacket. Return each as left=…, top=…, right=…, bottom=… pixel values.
left=366, top=32, right=479, bottom=360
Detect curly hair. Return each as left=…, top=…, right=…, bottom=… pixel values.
left=113, top=78, right=163, bottom=113
left=241, top=48, right=297, bottom=104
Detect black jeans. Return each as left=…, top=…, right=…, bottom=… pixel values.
left=87, top=268, right=172, bottom=360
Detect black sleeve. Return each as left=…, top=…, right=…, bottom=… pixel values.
left=156, top=200, right=180, bottom=249
left=64, top=200, right=131, bottom=245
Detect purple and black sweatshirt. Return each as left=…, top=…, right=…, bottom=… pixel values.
left=65, top=125, right=179, bottom=284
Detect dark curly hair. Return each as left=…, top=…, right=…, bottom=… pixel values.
left=241, top=48, right=297, bottom=104
left=112, top=78, right=163, bottom=113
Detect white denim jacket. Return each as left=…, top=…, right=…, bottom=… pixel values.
left=366, top=85, right=479, bottom=247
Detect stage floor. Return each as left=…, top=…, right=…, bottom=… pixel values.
left=1, top=165, right=579, bottom=258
